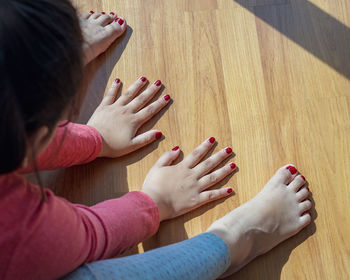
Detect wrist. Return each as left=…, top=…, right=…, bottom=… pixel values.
left=141, top=190, right=169, bottom=222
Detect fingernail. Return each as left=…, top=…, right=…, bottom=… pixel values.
left=301, top=175, right=306, bottom=181
left=164, top=94, right=170, bottom=101
left=172, top=146, right=179, bottom=151
left=115, top=78, right=120, bottom=84
left=89, top=10, right=94, bottom=14
left=230, top=163, right=236, bottom=169
left=227, top=188, right=233, bottom=194
left=101, top=12, right=106, bottom=14
left=118, top=18, right=124, bottom=25
left=110, top=12, right=115, bottom=15
left=140, top=76, right=147, bottom=82
left=225, top=147, right=232, bottom=154
left=155, top=132, right=162, bottom=140
left=154, top=80, right=162, bottom=87
left=286, top=165, right=297, bottom=175
left=209, top=137, right=215, bottom=144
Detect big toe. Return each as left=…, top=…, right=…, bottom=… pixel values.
left=269, top=164, right=298, bottom=185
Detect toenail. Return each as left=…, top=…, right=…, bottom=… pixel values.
left=117, top=18, right=124, bottom=25
left=155, top=132, right=162, bottom=139
left=154, top=80, right=162, bottom=87
left=164, top=94, right=171, bottom=101
left=225, top=147, right=232, bottom=154
left=115, top=78, right=120, bottom=84
left=301, top=175, right=306, bottom=181
left=110, top=12, right=115, bottom=16
left=286, top=165, right=297, bottom=175
left=89, top=10, right=94, bottom=14
left=230, top=163, right=236, bottom=169
left=101, top=12, right=106, bottom=14
left=306, top=186, right=310, bottom=192
left=172, top=146, right=179, bottom=151
left=227, top=188, right=233, bottom=194
left=209, top=137, right=215, bottom=144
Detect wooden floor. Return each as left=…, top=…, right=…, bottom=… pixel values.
left=35, top=0, right=350, bottom=279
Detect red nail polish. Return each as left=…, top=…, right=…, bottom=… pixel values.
left=164, top=95, right=170, bottom=101
left=230, top=163, right=236, bottom=169
left=140, top=76, right=147, bottom=82
left=110, top=12, right=115, bottom=15
left=227, top=188, right=233, bottom=194
left=286, top=165, right=297, bottom=175
left=306, top=186, right=310, bottom=192
left=89, top=10, right=94, bottom=14
left=225, top=147, right=232, bottom=154
left=172, top=146, right=179, bottom=151
left=154, top=80, right=161, bottom=86
left=118, top=18, right=124, bottom=25
left=301, top=175, right=306, bottom=181
left=115, top=17, right=119, bottom=22
left=101, top=12, right=106, bottom=14
left=155, top=132, right=162, bottom=139
left=115, top=78, right=120, bottom=84
left=209, top=137, right=215, bottom=144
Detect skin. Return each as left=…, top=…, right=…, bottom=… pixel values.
left=23, top=11, right=313, bottom=278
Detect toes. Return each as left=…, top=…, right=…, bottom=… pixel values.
left=287, top=174, right=306, bottom=192
left=269, top=164, right=298, bottom=185
left=296, top=186, right=310, bottom=201
left=299, top=200, right=312, bottom=215
left=81, top=12, right=93, bottom=19
left=95, top=13, right=115, bottom=26
left=104, top=17, right=127, bottom=38
left=90, top=12, right=102, bottom=20
left=299, top=212, right=312, bottom=227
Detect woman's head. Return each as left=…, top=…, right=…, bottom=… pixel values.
left=0, top=0, right=83, bottom=174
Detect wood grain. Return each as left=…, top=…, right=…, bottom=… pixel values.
left=29, top=0, right=350, bottom=279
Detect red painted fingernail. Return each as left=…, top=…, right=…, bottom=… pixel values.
left=209, top=137, right=215, bottom=144
left=110, top=12, right=115, bottom=15
left=230, top=163, right=236, bottom=169
left=154, top=80, right=161, bottom=86
left=225, top=147, right=232, bottom=154
left=227, top=188, right=233, bottom=194
left=172, top=146, right=179, bottom=151
left=140, top=76, right=147, bottom=82
left=118, top=18, right=124, bottom=25
left=115, top=78, right=120, bottom=84
left=155, top=132, right=162, bottom=139
left=286, top=165, right=297, bottom=175
left=89, top=10, right=94, bottom=14
left=164, top=94, right=170, bottom=101
left=101, top=12, right=106, bottom=14
left=301, top=175, right=306, bottom=181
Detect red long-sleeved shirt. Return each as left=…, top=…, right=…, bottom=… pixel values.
left=0, top=123, right=160, bottom=280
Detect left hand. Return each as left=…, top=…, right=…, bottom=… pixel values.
left=87, top=77, right=170, bottom=158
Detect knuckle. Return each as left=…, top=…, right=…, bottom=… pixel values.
left=191, top=148, right=201, bottom=158
left=209, top=174, right=217, bottom=183
left=203, top=159, right=212, bottom=169
left=146, top=105, right=156, bottom=115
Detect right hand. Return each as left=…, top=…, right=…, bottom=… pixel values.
left=142, top=137, right=237, bottom=221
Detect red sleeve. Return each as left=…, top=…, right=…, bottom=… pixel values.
left=19, top=122, right=102, bottom=173
left=0, top=174, right=160, bottom=280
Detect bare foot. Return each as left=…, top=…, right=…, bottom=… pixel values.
left=207, top=164, right=312, bottom=278
left=80, top=11, right=127, bottom=65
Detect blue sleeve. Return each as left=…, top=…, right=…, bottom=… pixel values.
left=62, top=232, right=230, bottom=280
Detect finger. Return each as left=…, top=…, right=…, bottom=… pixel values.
left=95, top=12, right=115, bottom=26
left=154, top=145, right=181, bottom=167
left=182, top=137, right=217, bottom=168
left=127, top=80, right=162, bottom=112
left=198, top=162, right=236, bottom=191
left=135, top=94, right=171, bottom=124
left=197, top=187, right=233, bottom=205
left=101, top=78, right=121, bottom=106
left=130, top=130, right=163, bottom=153
left=104, top=17, right=127, bottom=43
left=194, top=146, right=233, bottom=177
left=116, top=76, right=147, bottom=106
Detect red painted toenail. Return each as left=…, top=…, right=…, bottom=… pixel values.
left=154, top=80, right=162, bottom=86
left=230, top=163, right=236, bottom=169
left=115, top=78, right=120, bottom=84
left=172, top=146, right=179, bottom=151
left=140, top=76, right=147, bottom=82
left=115, top=17, right=119, bottom=22
left=286, top=165, right=297, bottom=175
left=110, top=12, right=115, bottom=15
left=301, top=175, right=306, bottom=181
left=155, top=132, right=162, bottom=139
left=118, top=18, right=124, bottom=25
left=306, top=186, right=310, bottom=192
left=101, top=12, right=106, bottom=14
left=89, top=10, right=94, bottom=14
left=209, top=137, right=215, bottom=144
left=164, top=94, right=170, bottom=101
left=227, top=188, right=233, bottom=194
left=225, top=147, right=232, bottom=154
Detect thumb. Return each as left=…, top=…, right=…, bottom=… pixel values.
left=155, top=146, right=181, bottom=167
